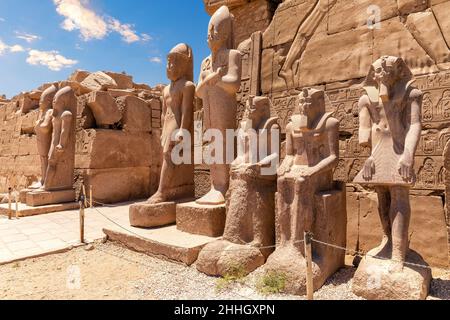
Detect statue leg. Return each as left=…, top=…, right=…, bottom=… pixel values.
left=375, top=186, right=392, bottom=255
left=389, top=186, right=411, bottom=266
left=148, top=151, right=173, bottom=204
left=293, top=177, right=309, bottom=249
left=277, top=177, right=292, bottom=246
left=40, top=155, right=48, bottom=185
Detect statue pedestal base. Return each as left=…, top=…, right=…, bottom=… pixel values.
left=176, top=202, right=226, bottom=237
left=129, top=202, right=176, bottom=228
left=352, top=249, right=432, bottom=300
left=263, top=185, right=347, bottom=295
left=196, top=240, right=266, bottom=276
left=26, top=189, right=76, bottom=207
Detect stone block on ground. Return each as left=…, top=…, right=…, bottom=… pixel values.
left=176, top=202, right=226, bottom=237
left=105, top=72, right=133, bottom=90
left=352, top=249, right=432, bottom=300
left=0, top=201, right=79, bottom=217
left=117, top=96, right=152, bottom=133
left=129, top=201, right=177, bottom=228
left=25, top=189, right=76, bottom=207
left=104, top=225, right=219, bottom=265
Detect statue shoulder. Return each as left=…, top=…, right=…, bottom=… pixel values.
left=61, top=110, right=73, bottom=119
left=325, top=116, right=339, bottom=130
left=409, top=88, right=423, bottom=102
left=359, top=94, right=371, bottom=108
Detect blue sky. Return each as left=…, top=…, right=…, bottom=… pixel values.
left=0, top=0, right=211, bottom=98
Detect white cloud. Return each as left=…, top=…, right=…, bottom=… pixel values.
left=15, top=31, right=42, bottom=43
left=0, top=18, right=5, bottom=22
left=26, top=49, right=78, bottom=71
left=53, top=0, right=108, bottom=41
left=0, top=39, right=25, bottom=55
left=149, top=57, right=162, bottom=64
left=53, top=0, right=145, bottom=43
left=141, top=33, right=152, bottom=42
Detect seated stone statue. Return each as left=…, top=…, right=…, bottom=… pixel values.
left=196, top=96, right=279, bottom=276
left=129, top=43, right=195, bottom=228
left=263, top=88, right=346, bottom=295
left=352, top=56, right=431, bottom=300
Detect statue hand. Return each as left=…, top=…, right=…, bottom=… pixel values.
left=56, top=144, right=64, bottom=153
left=363, top=157, right=375, bottom=180
left=398, top=154, right=414, bottom=181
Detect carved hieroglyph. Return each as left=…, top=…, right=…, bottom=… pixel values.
left=352, top=56, right=431, bottom=300
left=263, top=88, right=346, bottom=295
left=196, top=5, right=242, bottom=205
left=196, top=96, right=279, bottom=276
left=129, top=43, right=195, bottom=228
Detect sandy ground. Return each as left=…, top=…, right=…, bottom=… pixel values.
left=0, top=242, right=448, bottom=300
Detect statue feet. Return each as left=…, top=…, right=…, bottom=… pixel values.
left=29, top=181, right=43, bottom=190
left=146, top=192, right=166, bottom=205
left=196, top=188, right=225, bottom=205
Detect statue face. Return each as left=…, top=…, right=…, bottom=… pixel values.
left=207, top=22, right=226, bottom=52
left=166, top=53, right=183, bottom=82
left=373, top=60, right=396, bottom=87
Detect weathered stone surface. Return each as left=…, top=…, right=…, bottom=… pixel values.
left=86, top=91, right=122, bottom=127
left=104, top=225, right=218, bottom=266
left=328, top=0, right=397, bottom=35
left=76, top=129, right=151, bottom=169
left=117, top=96, right=151, bottom=133
left=176, top=202, right=226, bottom=237
left=77, top=167, right=151, bottom=204
left=433, top=1, right=450, bottom=50
left=129, top=202, right=176, bottom=228
left=105, top=72, right=134, bottom=90
left=0, top=201, right=79, bottom=217
left=196, top=240, right=265, bottom=276
left=68, top=70, right=91, bottom=83
left=18, top=94, right=38, bottom=114
left=80, top=71, right=118, bottom=91
left=352, top=249, right=432, bottom=300
left=26, top=189, right=76, bottom=207
left=405, top=10, right=450, bottom=65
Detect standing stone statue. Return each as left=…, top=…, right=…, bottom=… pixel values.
left=263, top=88, right=346, bottom=295
left=35, top=85, right=57, bottom=188
left=175, top=5, right=242, bottom=238
left=196, top=96, right=279, bottom=276
left=20, top=85, right=57, bottom=202
left=195, top=5, right=242, bottom=205
left=129, top=43, right=195, bottom=228
left=26, top=86, right=77, bottom=207
left=352, top=56, right=431, bottom=300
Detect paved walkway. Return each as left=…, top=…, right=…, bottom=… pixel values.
left=0, top=202, right=133, bottom=264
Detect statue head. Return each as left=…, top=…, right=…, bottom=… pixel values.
left=245, top=96, right=271, bottom=125
left=208, top=5, right=235, bottom=52
left=293, top=88, right=326, bottom=130
left=167, top=43, right=194, bottom=82
left=365, top=56, right=413, bottom=101
left=53, top=86, right=76, bottom=117
left=39, top=85, right=57, bottom=113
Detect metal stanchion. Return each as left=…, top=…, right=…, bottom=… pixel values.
left=79, top=194, right=85, bottom=244
left=7, top=187, right=12, bottom=220
left=304, top=231, right=314, bottom=301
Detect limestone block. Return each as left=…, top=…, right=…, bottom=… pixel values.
left=76, top=129, right=152, bottom=169
left=373, top=17, right=437, bottom=75
left=68, top=70, right=91, bottom=83
left=78, top=167, right=151, bottom=204
left=117, top=96, right=152, bottom=133
left=328, top=0, right=397, bottom=35
left=105, top=72, right=133, bottom=90
left=346, top=192, right=360, bottom=254
left=433, top=1, right=450, bottom=50
left=80, top=71, right=118, bottom=91
left=18, top=94, right=38, bottom=114
left=26, top=189, right=76, bottom=207
left=20, top=110, right=39, bottom=134
left=176, top=202, right=226, bottom=237
left=405, top=10, right=450, bottom=64
left=397, top=0, right=429, bottom=15
left=298, top=26, right=373, bottom=88
left=77, top=94, right=96, bottom=129
left=86, top=91, right=122, bottom=127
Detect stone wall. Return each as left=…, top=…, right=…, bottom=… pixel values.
left=206, top=0, right=450, bottom=268
left=0, top=70, right=162, bottom=204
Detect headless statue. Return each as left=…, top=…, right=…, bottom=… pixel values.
left=354, top=56, right=423, bottom=268
left=196, top=5, right=242, bottom=205
left=148, top=43, right=195, bottom=204
left=44, top=86, right=77, bottom=191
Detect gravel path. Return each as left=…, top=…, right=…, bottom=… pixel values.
left=0, top=242, right=448, bottom=300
